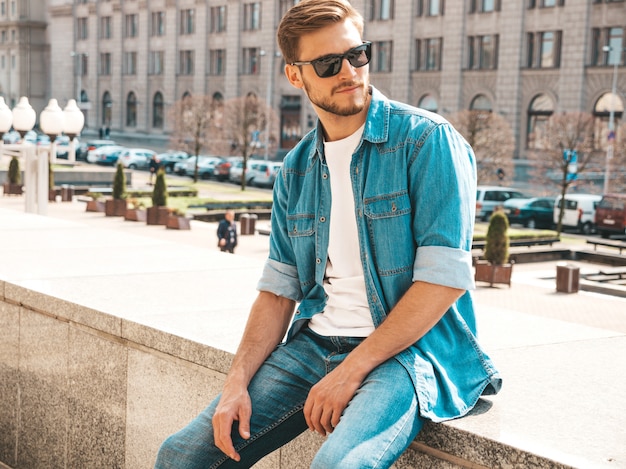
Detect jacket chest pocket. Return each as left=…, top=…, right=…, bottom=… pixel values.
left=364, top=191, right=414, bottom=276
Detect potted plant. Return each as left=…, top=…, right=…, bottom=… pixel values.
left=167, top=208, right=191, bottom=230
left=3, top=156, right=23, bottom=195
left=124, top=198, right=147, bottom=222
left=147, top=168, right=169, bottom=225
left=105, top=162, right=128, bottom=216
left=474, top=209, right=513, bottom=286
left=85, top=191, right=106, bottom=212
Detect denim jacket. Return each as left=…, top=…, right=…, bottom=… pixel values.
left=257, top=87, right=502, bottom=422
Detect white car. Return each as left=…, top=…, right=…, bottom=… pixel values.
left=247, top=161, right=283, bottom=188
left=118, top=148, right=157, bottom=170
left=554, top=193, right=602, bottom=234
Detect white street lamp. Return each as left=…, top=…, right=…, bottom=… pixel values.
left=12, top=96, right=36, bottom=138
left=11, top=97, right=37, bottom=212
left=601, top=45, right=620, bottom=194
left=62, top=99, right=85, bottom=163
left=40, top=98, right=65, bottom=166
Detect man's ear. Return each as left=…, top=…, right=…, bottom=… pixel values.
left=285, top=64, right=304, bottom=89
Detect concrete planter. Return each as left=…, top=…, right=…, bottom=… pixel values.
left=124, top=208, right=147, bottom=222
left=2, top=182, right=23, bottom=195
left=86, top=199, right=106, bottom=212
left=166, top=215, right=191, bottom=230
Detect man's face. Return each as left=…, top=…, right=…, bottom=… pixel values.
left=289, top=20, right=370, bottom=118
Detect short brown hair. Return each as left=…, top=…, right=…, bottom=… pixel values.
left=277, top=0, right=364, bottom=64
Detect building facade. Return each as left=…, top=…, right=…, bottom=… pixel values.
left=0, top=0, right=48, bottom=112
left=4, top=0, right=626, bottom=184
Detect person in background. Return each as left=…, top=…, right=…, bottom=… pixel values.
left=148, top=154, right=161, bottom=185
left=217, top=210, right=237, bottom=254
left=155, top=1, right=501, bottom=468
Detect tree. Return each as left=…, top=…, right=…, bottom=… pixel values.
left=169, top=95, right=221, bottom=182
left=219, top=93, right=279, bottom=191
left=610, top=122, right=626, bottom=193
left=528, top=111, right=596, bottom=233
left=447, top=110, right=515, bottom=185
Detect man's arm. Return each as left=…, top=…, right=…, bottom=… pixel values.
left=303, top=280, right=463, bottom=435
left=212, top=291, right=296, bottom=461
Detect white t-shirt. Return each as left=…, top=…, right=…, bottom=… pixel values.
left=308, top=125, right=375, bottom=337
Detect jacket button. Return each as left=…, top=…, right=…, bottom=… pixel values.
left=320, top=216, right=326, bottom=222
left=316, top=258, right=321, bottom=264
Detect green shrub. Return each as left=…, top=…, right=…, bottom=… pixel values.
left=7, top=156, right=20, bottom=184
left=484, top=210, right=510, bottom=264
left=151, top=168, right=168, bottom=207
left=112, top=162, right=127, bottom=200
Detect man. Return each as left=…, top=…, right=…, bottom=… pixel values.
left=217, top=210, right=238, bottom=254
left=156, top=1, right=501, bottom=467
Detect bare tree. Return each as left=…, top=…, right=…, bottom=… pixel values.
left=169, top=95, right=220, bottom=182
left=219, top=93, right=279, bottom=191
left=446, top=110, right=515, bottom=185
left=528, top=111, right=596, bottom=233
left=610, top=122, right=626, bottom=193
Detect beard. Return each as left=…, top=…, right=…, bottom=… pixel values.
left=302, top=79, right=369, bottom=117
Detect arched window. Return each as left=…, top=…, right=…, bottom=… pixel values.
left=418, top=94, right=438, bottom=113
left=470, top=94, right=492, bottom=111
left=153, top=92, right=164, bottom=128
left=102, top=91, right=112, bottom=126
left=527, top=94, right=554, bottom=149
left=594, top=92, right=624, bottom=150
left=126, top=92, right=137, bottom=127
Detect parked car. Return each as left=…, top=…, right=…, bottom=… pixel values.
left=77, top=139, right=116, bottom=161
left=248, top=161, right=283, bottom=188
left=214, top=156, right=243, bottom=181
left=553, top=193, right=602, bottom=234
left=503, top=197, right=555, bottom=229
left=56, top=135, right=81, bottom=159
left=175, top=155, right=201, bottom=176
left=118, top=148, right=157, bottom=170
left=158, top=151, right=190, bottom=173
left=229, top=160, right=246, bottom=184
left=595, top=193, right=626, bottom=238
left=90, top=145, right=127, bottom=166
left=475, top=186, right=526, bottom=221
left=2, top=129, right=20, bottom=144
left=196, top=156, right=225, bottom=179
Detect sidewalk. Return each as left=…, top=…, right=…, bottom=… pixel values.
left=2, top=180, right=626, bottom=468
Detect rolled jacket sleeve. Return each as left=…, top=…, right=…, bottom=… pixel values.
left=412, top=245, right=475, bottom=291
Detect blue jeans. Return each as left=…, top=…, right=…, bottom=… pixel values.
left=155, top=327, right=424, bottom=469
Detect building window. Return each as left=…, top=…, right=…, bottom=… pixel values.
left=123, top=51, right=137, bottom=75
left=418, top=94, right=438, bottom=113
left=180, top=9, right=195, bottom=35
left=178, top=50, right=195, bottom=75
left=151, top=12, right=165, bottom=36
left=528, top=0, right=565, bottom=8
left=243, top=3, right=261, bottom=31
left=125, top=14, right=138, bottom=38
left=78, top=54, right=88, bottom=76
left=153, top=92, right=164, bottom=129
left=102, top=91, right=112, bottom=126
left=469, top=0, right=501, bottom=12
left=369, top=0, right=395, bottom=20
left=210, top=6, right=227, bottom=33
left=242, top=47, right=261, bottom=74
left=208, top=49, right=226, bottom=75
left=594, top=92, right=624, bottom=150
left=527, top=94, right=554, bottom=149
left=540, top=31, right=561, bottom=68
left=126, top=92, right=137, bottom=127
left=468, top=35, right=498, bottom=69
left=99, top=16, right=111, bottom=39
left=425, top=38, right=442, bottom=70
left=470, top=94, right=492, bottom=111
left=373, top=41, right=393, bottom=72
left=77, top=17, right=88, bottom=40
left=279, top=0, right=298, bottom=17
left=149, top=51, right=164, bottom=75
left=427, top=0, right=444, bottom=16
left=99, top=52, right=111, bottom=75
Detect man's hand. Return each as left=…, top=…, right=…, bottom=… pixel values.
left=303, top=365, right=363, bottom=436
left=212, top=386, right=252, bottom=461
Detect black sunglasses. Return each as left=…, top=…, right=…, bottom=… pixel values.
left=290, top=41, right=372, bottom=78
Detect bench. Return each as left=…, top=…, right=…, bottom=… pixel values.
left=472, top=236, right=560, bottom=250
left=598, top=267, right=626, bottom=279
left=587, top=238, right=626, bottom=255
